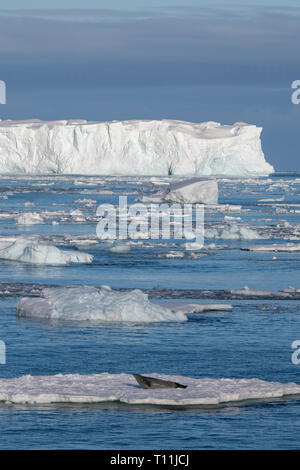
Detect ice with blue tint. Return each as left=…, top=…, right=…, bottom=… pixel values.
left=0, top=119, right=274, bottom=176
left=16, top=285, right=187, bottom=322
left=0, top=237, right=93, bottom=265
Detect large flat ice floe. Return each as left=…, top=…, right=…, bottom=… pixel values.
left=0, top=238, right=93, bottom=265
left=16, top=286, right=187, bottom=322
left=0, top=373, right=299, bottom=406
left=0, top=119, right=274, bottom=176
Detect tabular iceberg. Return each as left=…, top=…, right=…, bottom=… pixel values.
left=16, top=285, right=187, bottom=322
left=0, top=119, right=274, bottom=176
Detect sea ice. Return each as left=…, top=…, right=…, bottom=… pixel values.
left=16, top=212, right=44, bottom=225
left=0, top=238, right=93, bottom=265
left=16, top=285, right=187, bottom=322
left=245, top=243, right=300, bottom=252
left=0, top=373, right=299, bottom=406
left=140, top=178, right=218, bottom=204
left=205, top=224, right=262, bottom=240
left=153, top=301, right=233, bottom=313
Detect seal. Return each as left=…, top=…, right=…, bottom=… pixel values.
left=133, top=374, right=187, bottom=389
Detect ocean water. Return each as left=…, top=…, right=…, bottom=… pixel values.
left=0, top=173, right=299, bottom=449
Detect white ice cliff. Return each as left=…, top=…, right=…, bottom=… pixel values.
left=0, top=119, right=274, bottom=176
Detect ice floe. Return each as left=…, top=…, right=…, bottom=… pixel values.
left=205, top=224, right=262, bottom=240
left=140, top=178, right=218, bottom=204
left=0, top=373, right=299, bottom=406
left=16, top=212, right=44, bottom=225
left=153, top=301, right=232, bottom=313
left=0, top=238, right=93, bottom=265
left=245, top=243, right=300, bottom=252
left=16, top=285, right=187, bottom=322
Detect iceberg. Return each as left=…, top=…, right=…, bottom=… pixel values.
left=0, top=119, right=274, bottom=176
left=140, top=178, right=218, bottom=204
left=16, top=285, right=187, bottom=322
left=0, top=372, right=299, bottom=406
left=16, top=212, right=44, bottom=225
left=0, top=238, right=93, bottom=265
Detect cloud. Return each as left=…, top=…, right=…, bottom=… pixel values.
left=0, top=6, right=299, bottom=62
left=0, top=6, right=299, bottom=169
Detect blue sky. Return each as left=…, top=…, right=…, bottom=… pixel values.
left=0, top=2, right=299, bottom=170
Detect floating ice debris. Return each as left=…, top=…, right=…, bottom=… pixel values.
left=0, top=119, right=274, bottom=176
left=140, top=178, right=218, bottom=204
left=74, top=241, right=131, bottom=253
left=206, top=204, right=242, bottom=213
left=205, top=224, right=262, bottom=240
left=0, top=238, right=93, bottom=265
left=153, top=300, right=232, bottom=313
left=244, top=244, right=300, bottom=252
left=258, top=197, right=285, bottom=202
left=1, top=282, right=300, bottom=300
left=0, top=373, right=299, bottom=406
left=16, top=286, right=187, bottom=322
left=108, top=243, right=131, bottom=254
left=159, top=251, right=185, bottom=259
left=70, top=209, right=86, bottom=222
left=229, top=286, right=300, bottom=298
left=16, top=212, right=44, bottom=225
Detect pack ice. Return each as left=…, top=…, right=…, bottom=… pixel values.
left=0, top=119, right=274, bottom=176
left=0, top=373, right=299, bottom=406
left=0, top=238, right=93, bottom=265
left=16, top=286, right=187, bottom=322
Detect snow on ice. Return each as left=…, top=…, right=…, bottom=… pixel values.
left=16, top=285, right=187, bottom=322
left=0, top=372, right=299, bottom=406
left=0, top=119, right=274, bottom=176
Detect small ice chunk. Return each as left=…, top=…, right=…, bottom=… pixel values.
left=140, top=178, right=218, bottom=204
left=16, top=212, right=44, bottom=225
